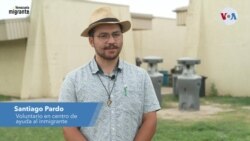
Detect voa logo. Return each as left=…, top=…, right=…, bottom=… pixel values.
left=220, top=7, right=238, bottom=25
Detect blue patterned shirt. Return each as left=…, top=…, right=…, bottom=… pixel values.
left=59, top=58, right=161, bottom=141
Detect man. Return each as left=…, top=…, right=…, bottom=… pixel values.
left=59, top=7, right=161, bottom=141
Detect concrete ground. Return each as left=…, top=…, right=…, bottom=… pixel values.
left=161, top=87, right=173, bottom=95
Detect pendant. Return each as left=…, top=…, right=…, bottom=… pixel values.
left=107, top=99, right=112, bottom=106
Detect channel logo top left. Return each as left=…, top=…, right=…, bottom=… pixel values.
left=0, top=0, right=32, bottom=20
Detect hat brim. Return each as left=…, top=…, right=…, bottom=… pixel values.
left=81, top=21, right=131, bottom=37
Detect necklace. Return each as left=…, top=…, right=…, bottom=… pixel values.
left=88, top=59, right=120, bottom=107
left=97, top=71, right=118, bottom=107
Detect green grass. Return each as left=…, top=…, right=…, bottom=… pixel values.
left=161, top=94, right=250, bottom=108
left=202, top=95, right=250, bottom=106
left=153, top=94, right=250, bottom=141
left=0, top=94, right=14, bottom=101
left=0, top=95, right=64, bottom=141
left=0, top=127, right=64, bottom=141
left=161, top=94, right=178, bottom=108
left=0, top=94, right=250, bottom=141
left=154, top=117, right=250, bottom=141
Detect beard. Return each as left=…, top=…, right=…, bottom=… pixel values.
left=95, top=45, right=122, bottom=60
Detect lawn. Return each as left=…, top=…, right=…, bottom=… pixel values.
left=0, top=94, right=15, bottom=101
left=153, top=95, right=250, bottom=141
left=0, top=127, right=64, bottom=141
left=0, top=94, right=250, bottom=141
left=154, top=110, right=250, bottom=141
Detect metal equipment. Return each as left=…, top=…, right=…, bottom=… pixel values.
left=143, top=56, right=163, bottom=105
left=176, top=57, right=201, bottom=111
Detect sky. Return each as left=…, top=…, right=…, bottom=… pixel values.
left=89, top=0, right=189, bottom=18
left=0, top=0, right=189, bottom=20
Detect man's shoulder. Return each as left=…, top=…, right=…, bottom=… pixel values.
left=64, top=63, right=90, bottom=79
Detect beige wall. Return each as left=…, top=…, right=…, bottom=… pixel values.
left=185, top=0, right=250, bottom=96
left=0, top=39, right=26, bottom=97
left=20, top=0, right=135, bottom=99
left=133, top=18, right=186, bottom=71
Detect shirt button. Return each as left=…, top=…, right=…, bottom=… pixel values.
left=112, top=127, right=115, bottom=131
left=111, top=110, right=114, bottom=114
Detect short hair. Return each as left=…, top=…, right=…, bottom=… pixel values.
left=88, top=28, right=95, bottom=37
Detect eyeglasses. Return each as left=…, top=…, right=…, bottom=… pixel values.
left=95, top=31, right=122, bottom=41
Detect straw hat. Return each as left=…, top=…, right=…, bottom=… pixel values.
left=81, top=7, right=131, bottom=37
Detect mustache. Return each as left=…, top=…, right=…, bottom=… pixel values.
left=104, top=45, right=118, bottom=50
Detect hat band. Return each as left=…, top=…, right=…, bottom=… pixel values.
left=90, top=18, right=120, bottom=26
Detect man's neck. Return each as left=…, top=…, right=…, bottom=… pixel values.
left=95, top=56, right=119, bottom=74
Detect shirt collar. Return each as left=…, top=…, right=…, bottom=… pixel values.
left=90, top=57, right=123, bottom=74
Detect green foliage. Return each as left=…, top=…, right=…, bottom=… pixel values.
left=209, top=83, right=218, bottom=97
left=0, top=95, right=13, bottom=101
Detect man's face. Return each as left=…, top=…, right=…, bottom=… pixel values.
left=89, top=24, right=123, bottom=60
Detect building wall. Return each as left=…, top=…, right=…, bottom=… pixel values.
left=185, top=0, right=250, bottom=96
left=133, top=18, right=186, bottom=71
left=0, top=39, right=26, bottom=97
left=20, top=0, right=135, bottom=99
